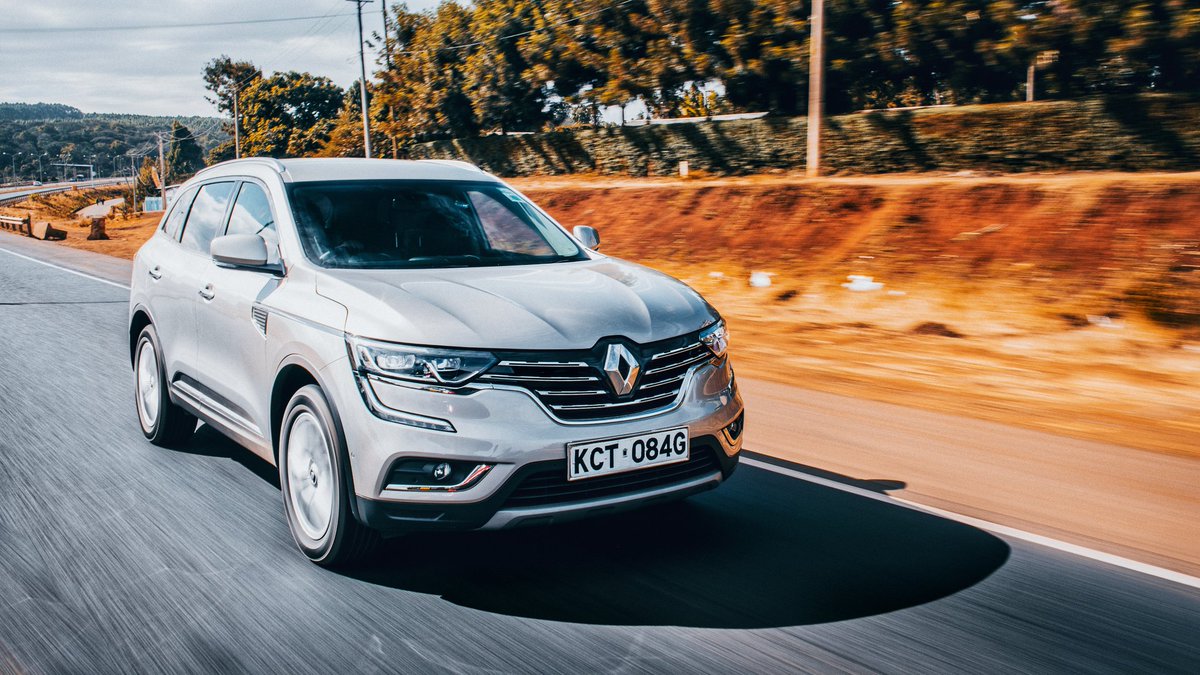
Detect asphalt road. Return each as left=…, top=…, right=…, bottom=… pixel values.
left=0, top=237, right=1197, bottom=673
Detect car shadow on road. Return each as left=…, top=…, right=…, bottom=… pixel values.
left=348, top=463, right=1010, bottom=629
left=176, top=424, right=281, bottom=489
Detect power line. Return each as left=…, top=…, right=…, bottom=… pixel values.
left=0, top=13, right=359, bottom=34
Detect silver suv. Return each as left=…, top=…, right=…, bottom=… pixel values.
left=129, top=158, right=744, bottom=566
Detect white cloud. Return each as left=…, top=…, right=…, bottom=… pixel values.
left=0, top=0, right=440, bottom=116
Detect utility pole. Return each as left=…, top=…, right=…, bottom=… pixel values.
left=806, top=0, right=824, bottom=178
left=1026, top=62, right=1035, bottom=102
left=348, top=0, right=374, bottom=159
left=233, top=83, right=241, bottom=158
left=131, top=156, right=138, bottom=214
left=157, top=135, right=167, bottom=207
left=382, top=0, right=398, bottom=158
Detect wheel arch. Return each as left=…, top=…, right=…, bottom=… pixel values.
left=271, top=354, right=363, bottom=523
left=128, top=305, right=154, bottom=366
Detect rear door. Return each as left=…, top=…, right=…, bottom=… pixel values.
left=139, top=186, right=198, bottom=379
left=170, top=180, right=237, bottom=382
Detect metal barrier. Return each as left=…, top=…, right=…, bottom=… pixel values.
left=0, top=214, right=31, bottom=236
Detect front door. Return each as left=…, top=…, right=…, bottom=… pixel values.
left=195, top=180, right=284, bottom=448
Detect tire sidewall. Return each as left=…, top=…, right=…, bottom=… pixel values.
left=279, top=385, right=354, bottom=564
left=134, top=325, right=169, bottom=440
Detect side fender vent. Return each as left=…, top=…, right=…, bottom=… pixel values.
left=251, top=304, right=269, bottom=337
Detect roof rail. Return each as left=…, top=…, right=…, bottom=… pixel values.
left=421, top=159, right=484, bottom=173
left=194, top=157, right=288, bottom=178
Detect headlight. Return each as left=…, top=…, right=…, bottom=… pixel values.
left=699, top=320, right=729, bottom=358
left=349, top=336, right=496, bottom=386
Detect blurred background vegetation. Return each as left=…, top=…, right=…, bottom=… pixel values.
left=3, top=1, right=1198, bottom=178
left=301, top=0, right=1200, bottom=157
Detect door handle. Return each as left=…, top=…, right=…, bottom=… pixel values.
left=198, top=284, right=215, bottom=301
left=148, top=266, right=162, bottom=280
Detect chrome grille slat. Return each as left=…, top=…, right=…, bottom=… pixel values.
left=553, top=391, right=678, bottom=411
left=653, top=343, right=700, bottom=359
left=639, top=374, right=685, bottom=390
left=498, top=360, right=589, bottom=368
left=481, top=336, right=709, bottom=421
left=643, top=351, right=711, bottom=375
left=481, top=373, right=599, bottom=383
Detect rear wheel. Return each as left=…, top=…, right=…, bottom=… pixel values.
left=279, top=384, right=378, bottom=566
left=134, top=325, right=196, bottom=446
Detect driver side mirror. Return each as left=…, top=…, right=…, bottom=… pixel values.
left=211, top=234, right=275, bottom=270
left=573, top=225, right=600, bottom=250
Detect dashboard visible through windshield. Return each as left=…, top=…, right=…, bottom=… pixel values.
left=287, top=180, right=586, bottom=269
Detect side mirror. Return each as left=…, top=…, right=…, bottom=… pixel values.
left=211, top=234, right=271, bottom=269
left=573, top=225, right=600, bottom=250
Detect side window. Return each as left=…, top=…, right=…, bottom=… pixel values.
left=226, top=183, right=277, bottom=243
left=180, top=182, right=236, bottom=254
left=160, top=187, right=198, bottom=240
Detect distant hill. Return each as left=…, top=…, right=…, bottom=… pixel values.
left=0, top=102, right=229, bottom=180
left=0, top=102, right=84, bottom=120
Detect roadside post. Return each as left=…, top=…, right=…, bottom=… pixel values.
left=806, top=0, right=824, bottom=177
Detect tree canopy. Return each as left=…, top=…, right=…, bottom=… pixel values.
left=165, top=121, right=204, bottom=181
left=197, top=0, right=1200, bottom=159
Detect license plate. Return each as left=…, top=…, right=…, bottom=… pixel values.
left=566, top=427, right=689, bottom=481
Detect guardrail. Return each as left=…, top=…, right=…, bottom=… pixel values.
left=0, top=214, right=32, bottom=236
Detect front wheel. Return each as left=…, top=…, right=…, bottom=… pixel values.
left=133, top=324, right=196, bottom=446
left=279, top=385, right=378, bottom=566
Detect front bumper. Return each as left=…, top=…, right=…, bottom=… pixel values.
left=357, top=435, right=738, bottom=533
left=319, top=354, right=744, bottom=535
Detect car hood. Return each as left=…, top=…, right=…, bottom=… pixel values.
left=316, top=258, right=716, bottom=350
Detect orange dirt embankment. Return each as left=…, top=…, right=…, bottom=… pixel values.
left=6, top=173, right=1198, bottom=456
left=515, top=173, right=1200, bottom=457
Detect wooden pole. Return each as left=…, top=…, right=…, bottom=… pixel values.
left=806, top=0, right=824, bottom=178
left=233, top=84, right=241, bottom=158
left=349, top=0, right=374, bottom=159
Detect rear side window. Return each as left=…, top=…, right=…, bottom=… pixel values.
left=160, top=187, right=198, bottom=240
left=226, top=182, right=280, bottom=263
left=180, top=182, right=236, bottom=254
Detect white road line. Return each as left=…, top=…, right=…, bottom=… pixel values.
left=742, top=457, right=1200, bottom=590
left=4, top=242, right=1197, bottom=590
left=0, top=245, right=131, bottom=290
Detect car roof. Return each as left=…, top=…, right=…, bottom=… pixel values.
left=193, top=157, right=497, bottom=184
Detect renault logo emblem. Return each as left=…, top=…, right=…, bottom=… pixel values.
left=603, top=343, right=640, bottom=397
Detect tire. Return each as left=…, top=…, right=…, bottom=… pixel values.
left=278, top=384, right=379, bottom=567
left=133, top=324, right=196, bottom=447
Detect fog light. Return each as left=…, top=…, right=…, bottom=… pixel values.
left=385, top=459, right=494, bottom=492
left=432, top=462, right=452, bottom=481
left=723, top=412, right=745, bottom=442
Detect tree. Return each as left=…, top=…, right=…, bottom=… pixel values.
left=238, top=71, right=343, bottom=157
left=203, top=56, right=262, bottom=116
left=165, top=121, right=204, bottom=181
left=463, top=0, right=549, bottom=133
left=374, top=3, right=480, bottom=143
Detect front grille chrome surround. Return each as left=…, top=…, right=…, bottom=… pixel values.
left=478, top=333, right=715, bottom=422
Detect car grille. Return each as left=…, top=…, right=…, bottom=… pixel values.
left=478, top=336, right=713, bottom=421
left=503, top=444, right=721, bottom=509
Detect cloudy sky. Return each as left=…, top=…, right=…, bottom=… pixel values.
left=0, top=0, right=439, bottom=117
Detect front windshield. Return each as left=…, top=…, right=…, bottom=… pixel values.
left=287, top=180, right=586, bottom=269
